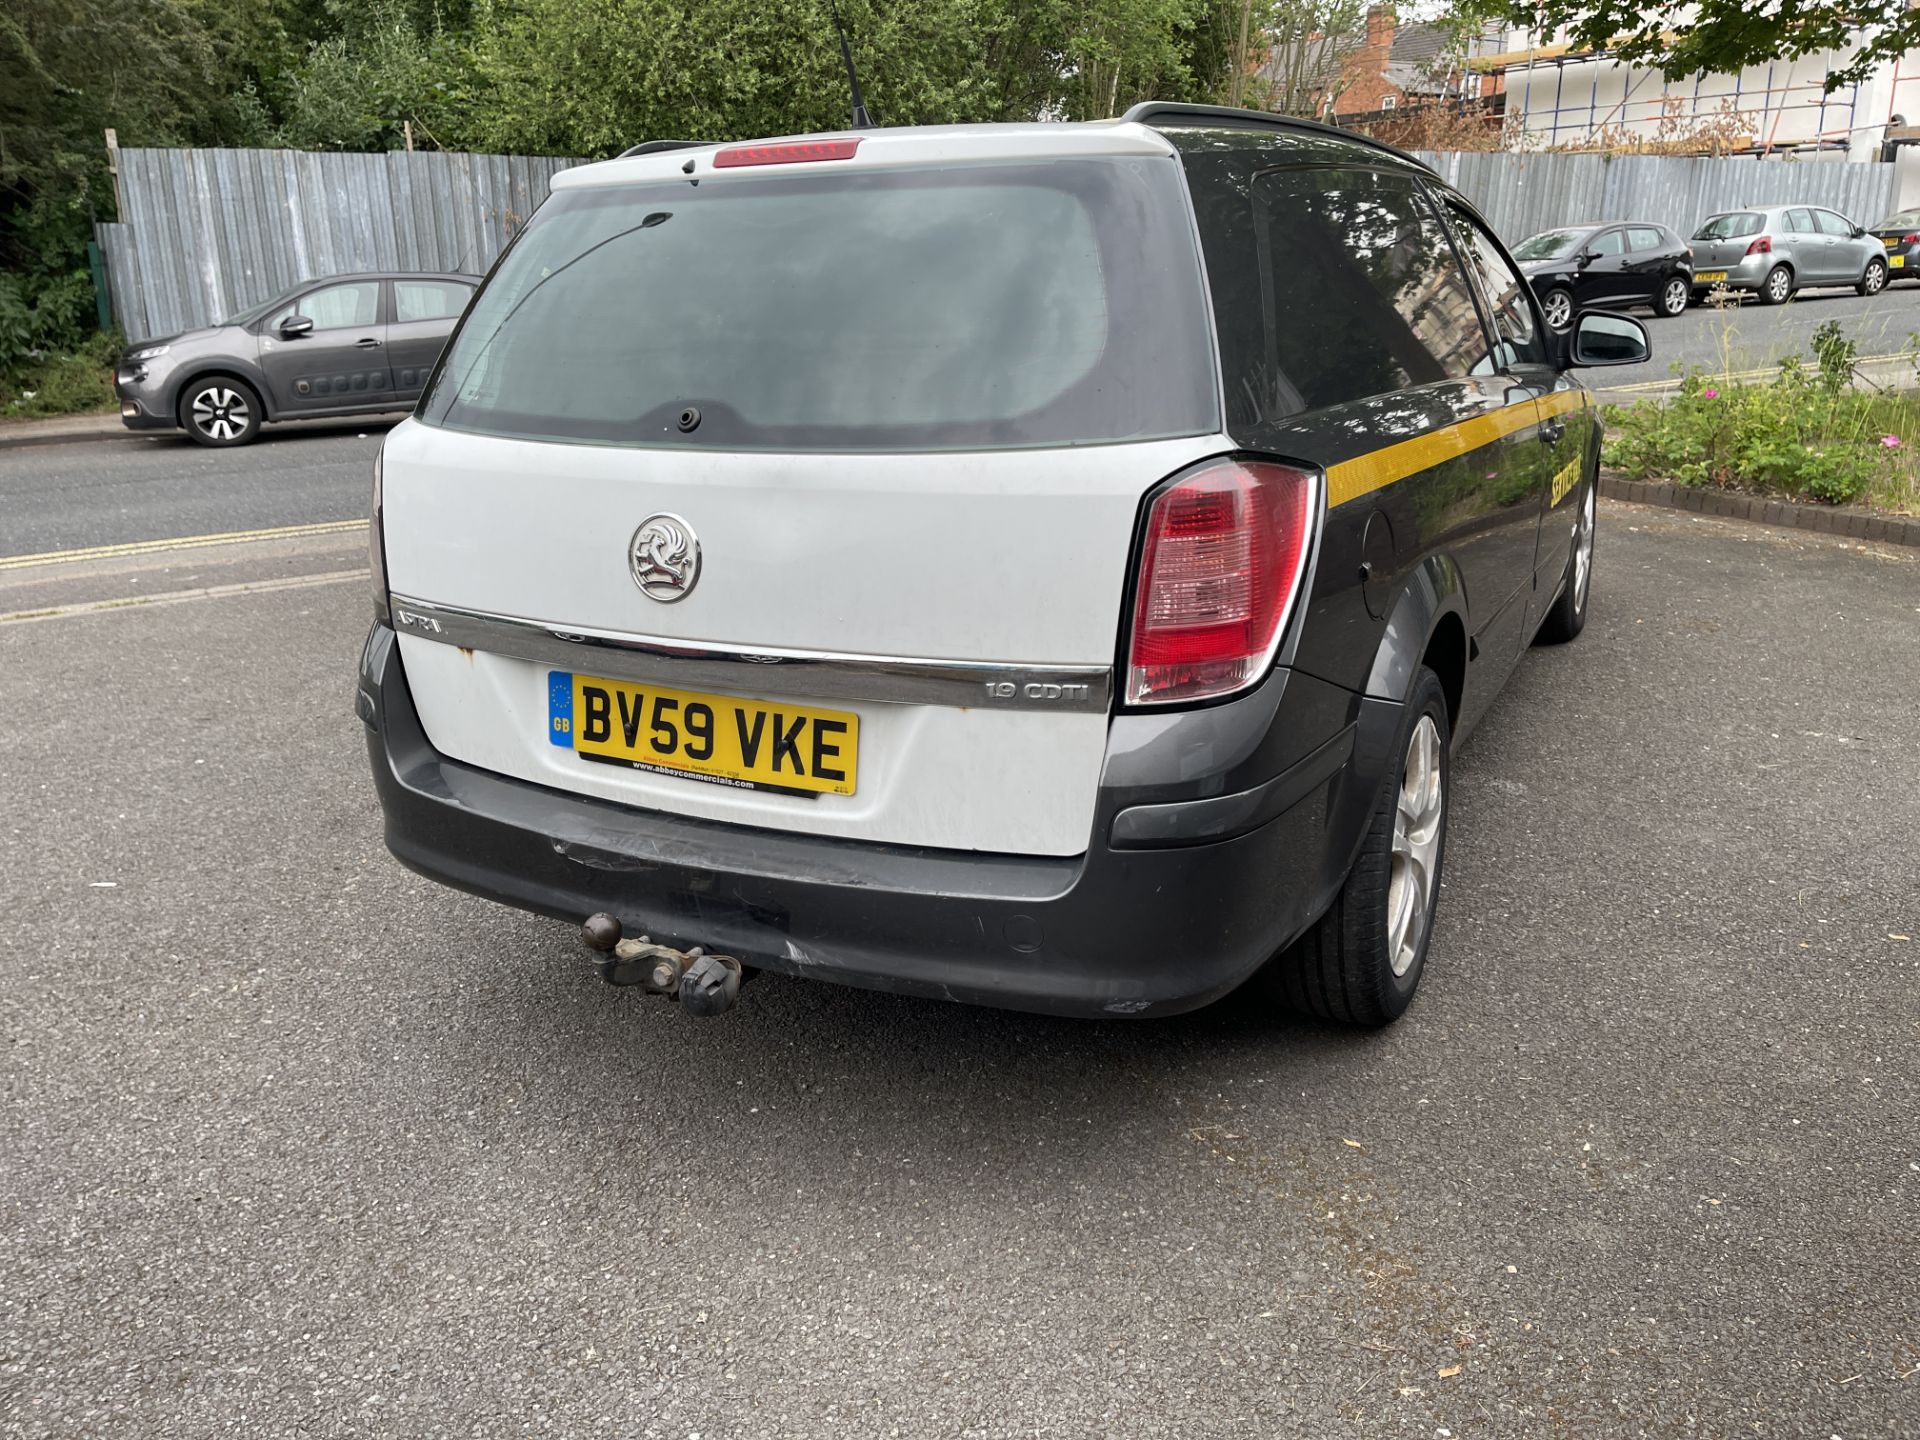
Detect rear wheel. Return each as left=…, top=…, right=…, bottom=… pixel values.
left=1759, top=264, right=1794, bottom=306
left=179, top=377, right=262, bottom=447
left=1277, top=667, right=1450, bottom=1027
left=1656, top=275, right=1689, bottom=317
left=1859, top=256, right=1889, bottom=296
left=1540, top=287, right=1574, bottom=332
left=1536, top=479, right=1595, bottom=645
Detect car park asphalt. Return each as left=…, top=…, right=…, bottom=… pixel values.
left=1, top=482, right=1916, bottom=1435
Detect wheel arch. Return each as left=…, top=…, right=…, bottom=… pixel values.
left=167, top=364, right=273, bottom=425
left=1363, top=551, right=1469, bottom=722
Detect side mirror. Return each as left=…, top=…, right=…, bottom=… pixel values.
left=1568, top=311, right=1651, bottom=368
left=280, top=315, right=314, bottom=337
left=1853, top=225, right=1868, bottom=238
left=1575, top=251, right=1595, bottom=268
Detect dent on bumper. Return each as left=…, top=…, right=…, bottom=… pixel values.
left=359, top=625, right=1396, bottom=1018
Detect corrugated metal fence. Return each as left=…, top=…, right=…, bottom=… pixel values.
left=96, top=148, right=579, bottom=343
left=94, top=143, right=1902, bottom=343
left=1414, top=149, right=1899, bottom=248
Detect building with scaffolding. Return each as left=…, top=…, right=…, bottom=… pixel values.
left=1479, top=31, right=1920, bottom=160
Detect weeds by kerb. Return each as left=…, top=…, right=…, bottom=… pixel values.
left=1603, top=317, right=1919, bottom=513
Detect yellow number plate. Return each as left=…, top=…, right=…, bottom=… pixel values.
left=1696, top=270, right=1728, bottom=282
left=1892, top=254, right=1907, bottom=268
left=548, top=671, right=857, bottom=796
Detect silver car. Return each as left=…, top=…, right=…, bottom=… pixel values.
left=113, top=271, right=478, bottom=446
left=1689, top=205, right=1890, bottom=305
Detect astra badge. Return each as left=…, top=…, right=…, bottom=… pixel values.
left=628, top=513, right=700, bottom=602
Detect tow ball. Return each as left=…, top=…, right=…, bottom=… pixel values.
left=580, top=913, right=745, bottom=1017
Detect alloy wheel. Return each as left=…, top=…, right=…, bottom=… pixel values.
left=1768, top=269, right=1792, bottom=302
left=1573, top=481, right=1595, bottom=611
left=1387, top=714, right=1445, bottom=979
left=1867, top=261, right=1887, bottom=294
left=191, top=387, right=251, bottom=442
left=1543, top=290, right=1573, bottom=331
left=1662, top=278, right=1688, bottom=314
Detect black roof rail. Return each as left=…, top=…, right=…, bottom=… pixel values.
left=1118, top=102, right=1436, bottom=175
left=615, top=139, right=717, bottom=159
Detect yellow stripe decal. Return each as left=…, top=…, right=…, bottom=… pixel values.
left=0, top=518, right=367, bottom=572
left=1324, top=389, right=1585, bottom=509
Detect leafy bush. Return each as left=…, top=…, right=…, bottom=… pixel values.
left=1602, top=335, right=1915, bottom=510
left=0, top=333, right=120, bottom=419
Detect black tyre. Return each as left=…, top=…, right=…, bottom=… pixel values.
left=1655, top=274, right=1689, bottom=317
left=1540, top=286, right=1574, bottom=332
left=179, top=376, right=262, bottom=447
left=1858, top=256, right=1889, bottom=296
left=1536, top=477, right=1595, bottom=645
left=1758, top=264, right=1794, bottom=306
left=1278, top=666, right=1450, bottom=1027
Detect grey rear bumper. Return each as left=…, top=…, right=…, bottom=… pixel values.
left=359, top=624, right=1397, bottom=1018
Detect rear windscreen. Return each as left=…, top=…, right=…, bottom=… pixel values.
left=1693, top=212, right=1762, bottom=240
left=418, top=158, right=1218, bottom=451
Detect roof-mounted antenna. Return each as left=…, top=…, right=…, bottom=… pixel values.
left=826, top=0, right=875, bottom=130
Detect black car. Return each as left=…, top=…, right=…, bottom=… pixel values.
left=114, top=271, right=478, bottom=446
left=1514, top=222, right=1693, bottom=331
left=362, top=105, right=1652, bottom=1028
left=1867, top=207, right=1920, bottom=283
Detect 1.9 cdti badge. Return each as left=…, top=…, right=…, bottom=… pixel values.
left=629, top=513, right=700, bottom=602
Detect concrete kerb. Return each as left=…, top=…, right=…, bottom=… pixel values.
left=1599, top=473, right=1920, bottom=547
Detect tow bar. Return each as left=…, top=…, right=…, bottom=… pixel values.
left=580, top=913, right=747, bottom=1018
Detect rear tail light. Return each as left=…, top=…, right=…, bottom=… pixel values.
left=713, top=139, right=861, bottom=168
left=1744, top=235, right=1773, bottom=255
left=1125, top=458, right=1316, bottom=706
left=1685, top=246, right=1694, bottom=259
left=371, top=441, right=390, bottom=625
left=1903, top=232, right=1919, bottom=245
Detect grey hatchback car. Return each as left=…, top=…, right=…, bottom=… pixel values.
left=1689, top=205, right=1890, bottom=305
left=114, top=271, right=477, bottom=446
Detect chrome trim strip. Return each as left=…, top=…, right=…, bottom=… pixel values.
left=386, top=594, right=1114, bottom=713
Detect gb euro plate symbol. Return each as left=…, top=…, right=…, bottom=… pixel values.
left=629, top=513, right=700, bottom=603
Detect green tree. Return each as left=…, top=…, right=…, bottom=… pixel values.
left=0, top=0, right=292, bottom=368
left=1495, top=0, right=1912, bottom=91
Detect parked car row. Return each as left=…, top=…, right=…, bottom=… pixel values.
left=1514, top=202, right=1920, bottom=330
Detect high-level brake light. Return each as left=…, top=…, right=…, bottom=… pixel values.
left=713, top=139, right=862, bottom=168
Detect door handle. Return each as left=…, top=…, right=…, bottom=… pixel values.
left=356, top=337, right=383, bottom=348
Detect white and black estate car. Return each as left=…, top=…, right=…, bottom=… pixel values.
left=360, top=106, right=1650, bottom=1025
left=115, top=271, right=477, bottom=446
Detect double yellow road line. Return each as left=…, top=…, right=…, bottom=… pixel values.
left=0, top=518, right=367, bottom=572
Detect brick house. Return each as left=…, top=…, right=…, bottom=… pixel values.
left=1333, top=6, right=1499, bottom=118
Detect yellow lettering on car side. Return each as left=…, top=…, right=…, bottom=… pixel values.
left=1550, top=458, right=1583, bottom=507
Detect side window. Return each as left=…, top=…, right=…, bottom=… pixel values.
left=1627, top=226, right=1664, bottom=252
left=1786, top=208, right=1815, bottom=234
left=395, top=280, right=473, bottom=324
left=271, top=282, right=379, bottom=331
left=1814, top=209, right=1853, bottom=237
left=1237, top=166, right=1488, bottom=418
left=1440, top=197, right=1547, bottom=370
left=1588, top=229, right=1626, bottom=256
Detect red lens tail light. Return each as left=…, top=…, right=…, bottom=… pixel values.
left=1903, top=232, right=1918, bottom=244
left=1125, top=459, right=1316, bottom=706
left=713, top=139, right=861, bottom=168
left=1744, top=235, right=1773, bottom=255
